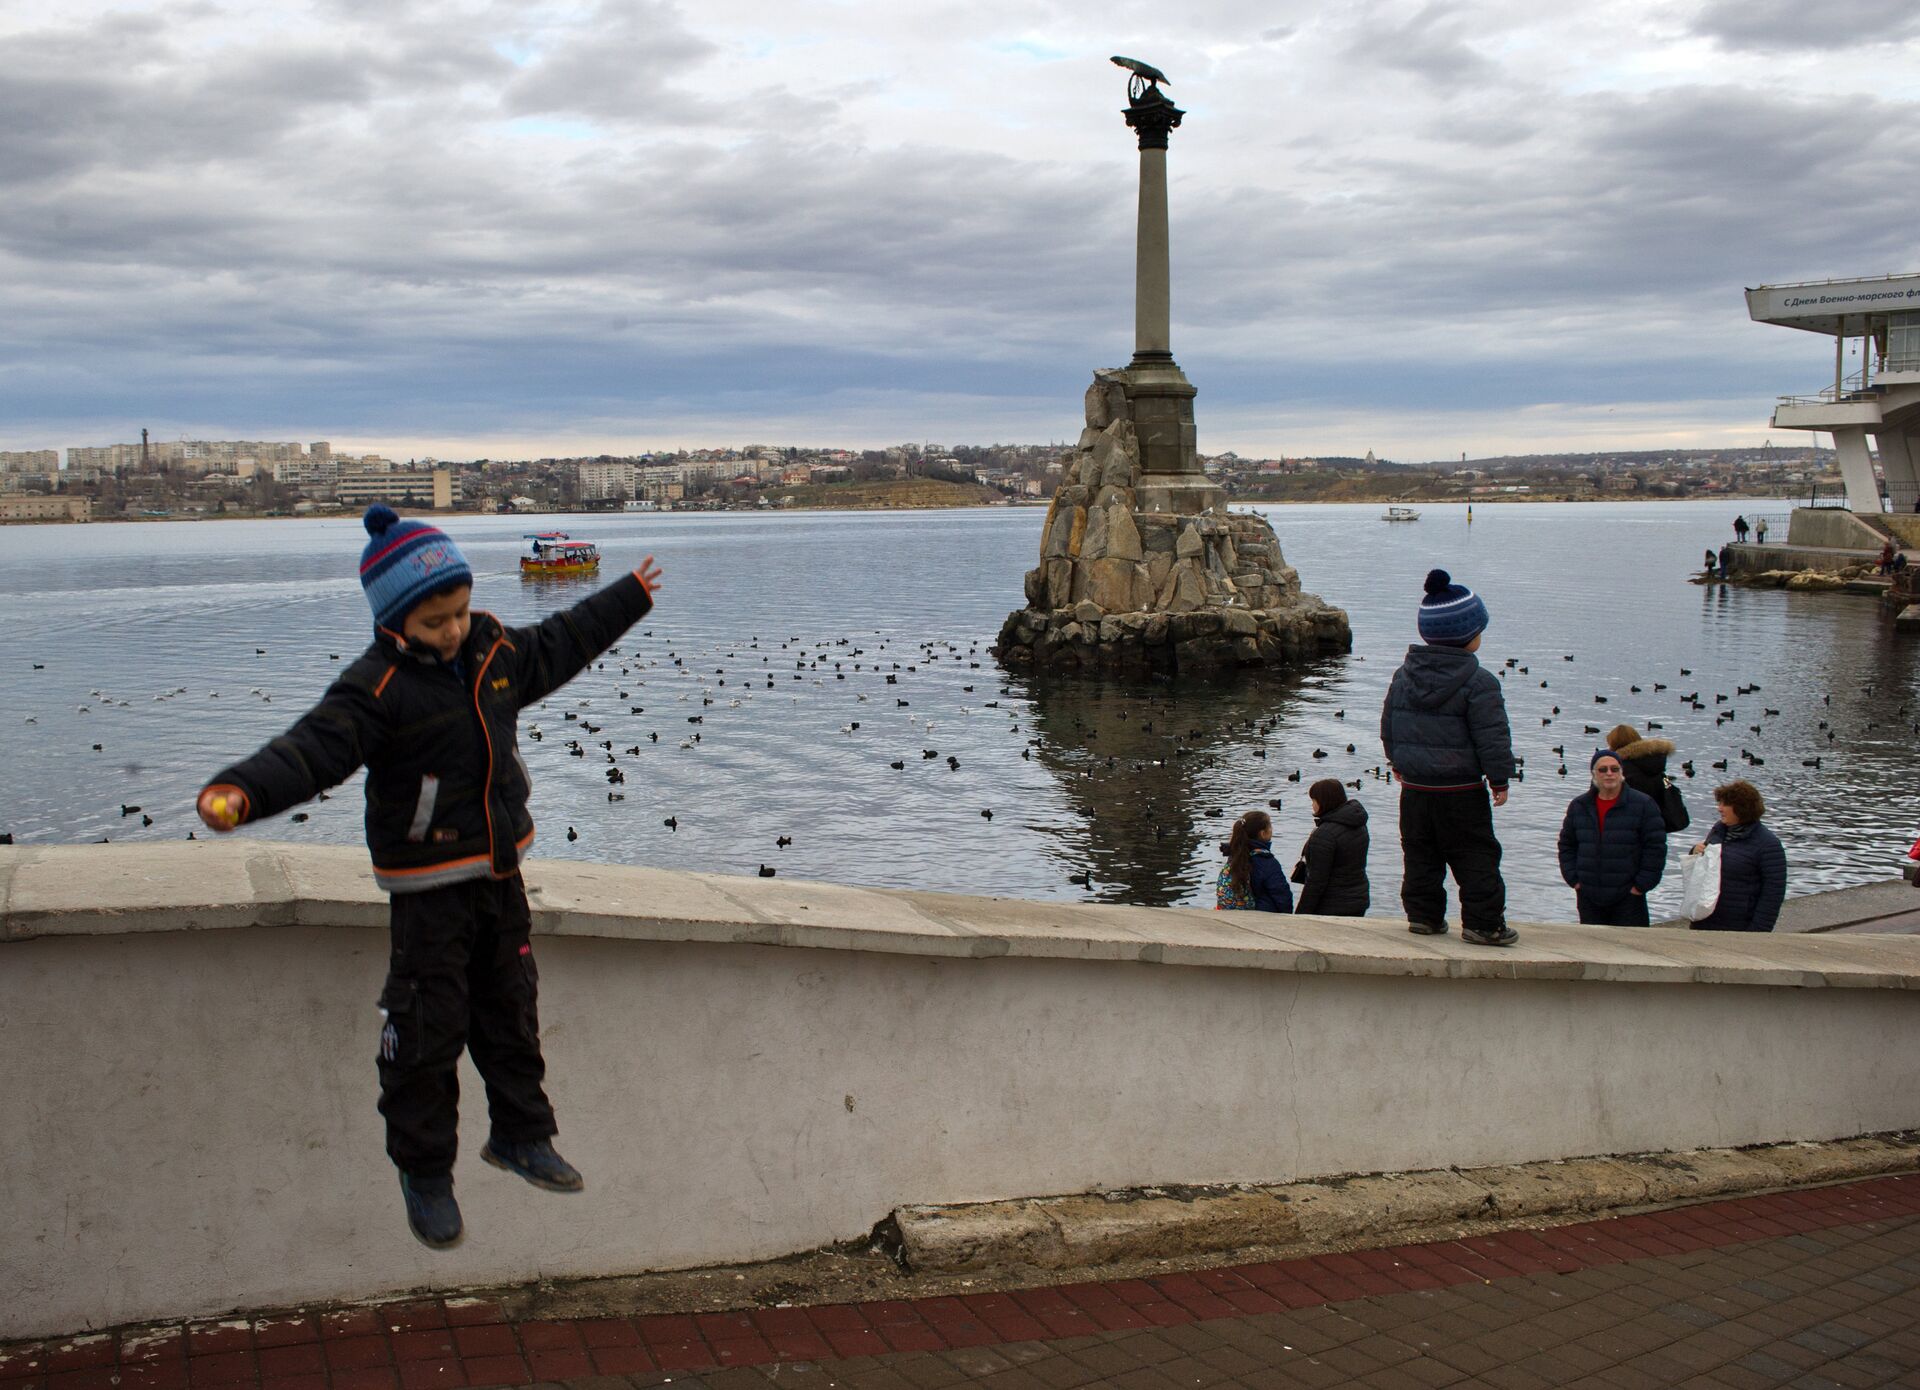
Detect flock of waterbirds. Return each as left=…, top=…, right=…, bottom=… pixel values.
left=9, top=629, right=1901, bottom=893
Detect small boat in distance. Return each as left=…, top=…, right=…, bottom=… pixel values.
left=1381, top=505, right=1421, bottom=522
left=521, top=532, right=601, bottom=576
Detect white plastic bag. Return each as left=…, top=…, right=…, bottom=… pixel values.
left=1679, top=842, right=1723, bottom=922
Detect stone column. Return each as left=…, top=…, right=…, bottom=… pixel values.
left=1125, top=86, right=1181, bottom=366
left=1120, top=80, right=1216, bottom=512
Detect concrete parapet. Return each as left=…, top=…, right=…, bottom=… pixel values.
left=1783, top=507, right=1886, bottom=552
left=3, top=842, right=1919, bottom=1338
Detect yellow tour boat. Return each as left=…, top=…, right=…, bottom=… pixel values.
left=521, top=532, right=601, bottom=577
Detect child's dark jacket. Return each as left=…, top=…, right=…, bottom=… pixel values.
left=207, top=571, right=652, bottom=892
left=1379, top=644, right=1515, bottom=790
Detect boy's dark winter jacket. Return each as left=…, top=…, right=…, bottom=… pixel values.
left=1295, top=800, right=1370, bottom=916
left=1692, top=820, right=1788, bottom=933
left=1556, top=786, right=1667, bottom=908
left=1379, top=645, right=1516, bottom=790
left=207, top=572, right=653, bottom=892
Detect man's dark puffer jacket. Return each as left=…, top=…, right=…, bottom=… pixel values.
left=207, top=572, right=653, bottom=892
left=1295, top=800, right=1370, bottom=916
left=1380, top=645, right=1515, bottom=790
left=1556, top=786, right=1667, bottom=909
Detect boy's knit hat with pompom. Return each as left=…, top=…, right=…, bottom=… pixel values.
left=359, top=504, right=473, bottom=630
left=1417, top=568, right=1489, bottom=646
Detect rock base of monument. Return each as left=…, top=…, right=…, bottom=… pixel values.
left=994, top=370, right=1353, bottom=678
left=996, top=597, right=1352, bottom=677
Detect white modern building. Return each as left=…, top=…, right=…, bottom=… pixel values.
left=334, top=468, right=457, bottom=509
left=1748, top=273, right=1920, bottom=512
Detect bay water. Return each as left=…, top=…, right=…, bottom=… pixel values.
left=3, top=501, right=1914, bottom=924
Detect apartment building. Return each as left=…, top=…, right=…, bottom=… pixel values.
left=334, top=469, right=458, bottom=509
left=575, top=461, right=635, bottom=500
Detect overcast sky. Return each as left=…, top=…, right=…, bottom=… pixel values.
left=4, top=0, right=1918, bottom=461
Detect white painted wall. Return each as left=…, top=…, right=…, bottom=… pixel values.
left=4, top=843, right=1919, bottom=1339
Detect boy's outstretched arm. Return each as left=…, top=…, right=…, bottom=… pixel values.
left=509, top=557, right=661, bottom=707
left=197, top=677, right=387, bottom=831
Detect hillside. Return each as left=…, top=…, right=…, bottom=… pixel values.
left=763, top=478, right=1002, bottom=509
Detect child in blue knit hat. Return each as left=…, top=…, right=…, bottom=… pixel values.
left=1379, top=569, right=1518, bottom=946
left=196, top=504, right=663, bottom=1250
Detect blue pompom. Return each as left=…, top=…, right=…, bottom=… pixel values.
left=1424, top=568, right=1452, bottom=596
left=363, top=503, right=399, bottom=537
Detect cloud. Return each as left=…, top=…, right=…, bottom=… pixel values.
left=1340, top=1, right=1497, bottom=85
left=1689, top=0, right=1920, bottom=53
left=2, top=0, right=1919, bottom=458
left=501, top=1, right=723, bottom=123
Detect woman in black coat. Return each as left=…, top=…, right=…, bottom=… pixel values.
left=1294, top=779, right=1370, bottom=916
left=1689, top=780, right=1787, bottom=932
left=1557, top=749, right=1667, bottom=926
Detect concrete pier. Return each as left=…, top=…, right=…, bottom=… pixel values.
left=4, top=841, right=1918, bottom=1338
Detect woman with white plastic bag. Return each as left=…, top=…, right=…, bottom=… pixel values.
left=1685, top=780, right=1786, bottom=932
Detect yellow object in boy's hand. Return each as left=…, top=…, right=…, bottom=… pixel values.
left=197, top=786, right=244, bottom=832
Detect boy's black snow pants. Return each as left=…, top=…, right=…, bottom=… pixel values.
left=1398, top=786, right=1507, bottom=934
left=376, top=873, right=556, bottom=1179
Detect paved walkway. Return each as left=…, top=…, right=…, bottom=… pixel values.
left=6, top=1176, right=1917, bottom=1390
left=1774, top=879, right=1920, bottom=937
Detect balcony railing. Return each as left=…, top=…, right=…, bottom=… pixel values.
left=1777, top=358, right=1920, bottom=409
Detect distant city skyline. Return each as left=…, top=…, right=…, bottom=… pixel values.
left=4, top=1, right=1917, bottom=459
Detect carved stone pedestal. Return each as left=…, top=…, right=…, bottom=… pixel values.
left=994, top=371, right=1352, bottom=679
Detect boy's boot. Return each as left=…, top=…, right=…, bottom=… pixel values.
left=399, top=1173, right=463, bottom=1249
left=1462, top=924, right=1519, bottom=947
left=482, top=1137, right=584, bottom=1192
left=1406, top=920, right=1448, bottom=935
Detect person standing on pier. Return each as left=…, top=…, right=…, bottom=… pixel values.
left=195, top=505, right=663, bottom=1252
left=1292, top=780, right=1370, bottom=917
left=1380, top=569, right=1517, bottom=947
left=1733, top=515, right=1750, bottom=543
left=1607, top=724, right=1688, bottom=832
left=1557, top=749, right=1667, bottom=926
left=1688, top=781, right=1787, bottom=933
left=1216, top=810, right=1292, bottom=913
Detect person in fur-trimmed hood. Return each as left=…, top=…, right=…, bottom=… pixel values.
left=1605, top=724, right=1672, bottom=802
left=1606, top=723, right=1687, bottom=831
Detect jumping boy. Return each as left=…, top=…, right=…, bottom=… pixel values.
left=197, top=504, right=661, bottom=1249
left=1380, top=568, right=1517, bottom=947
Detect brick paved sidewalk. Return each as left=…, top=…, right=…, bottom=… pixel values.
left=6, top=1175, right=1917, bottom=1390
